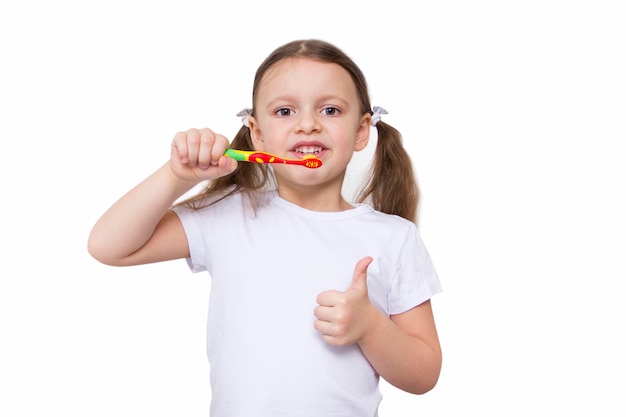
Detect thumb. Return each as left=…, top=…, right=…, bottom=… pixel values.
left=216, top=155, right=238, bottom=175
left=349, top=256, right=373, bottom=290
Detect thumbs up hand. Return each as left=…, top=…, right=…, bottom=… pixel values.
left=314, top=257, right=377, bottom=347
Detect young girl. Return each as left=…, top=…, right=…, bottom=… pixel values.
left=89, top=39, right=442, bottom=416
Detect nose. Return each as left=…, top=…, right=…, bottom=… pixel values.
left=294, top=110, right=321, bottom=134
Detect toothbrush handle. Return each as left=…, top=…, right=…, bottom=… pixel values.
left=224, top=148, right=255, bottom=162
left=224, top=149, right=286, bottom=164
left=224, top=149, right=322, bottom=168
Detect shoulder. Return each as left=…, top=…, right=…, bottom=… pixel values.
left=360, top=204, right=417, bottom=231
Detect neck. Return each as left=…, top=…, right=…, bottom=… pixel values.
left=277, top=184, right=353, bottom=212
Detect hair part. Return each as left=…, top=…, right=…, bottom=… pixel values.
left=175, top=39, right=420, bottom=223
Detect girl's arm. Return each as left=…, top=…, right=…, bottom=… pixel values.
left=360, top=300, right=442, bottom=394
left=314, top=257, right=442, bottom=394
left=88, top=128, right=237, bottom=266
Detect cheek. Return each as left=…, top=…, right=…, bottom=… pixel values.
left=253, top=141, right=265, bottom=151
left=252, top=125, right=285, bottom=150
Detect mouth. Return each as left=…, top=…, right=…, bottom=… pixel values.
left=290, top=143, right=326, bottom=159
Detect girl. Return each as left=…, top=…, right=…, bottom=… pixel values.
left=89, top=39, right=442, bottom=416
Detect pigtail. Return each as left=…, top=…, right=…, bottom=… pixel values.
left=355, top=121, right=420, bottom=223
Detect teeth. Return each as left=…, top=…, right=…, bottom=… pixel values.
left=294, top=146, right=323, bottom=154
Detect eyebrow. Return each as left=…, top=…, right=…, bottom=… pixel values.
left=265, top=95, right=351, bottom=108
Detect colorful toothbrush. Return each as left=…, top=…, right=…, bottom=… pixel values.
left=224, top=149, right=323, bottom=169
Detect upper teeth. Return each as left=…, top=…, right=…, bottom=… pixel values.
left=295, top=146, right=323, bottom=154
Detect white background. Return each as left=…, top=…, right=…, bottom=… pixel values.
left=1, top=1, right=624, bottom=415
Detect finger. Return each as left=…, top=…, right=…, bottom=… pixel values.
left=196, top=129, right=216, bottom=169
left=315, top=290, right=341, bottom=307
left=211, top=133, right=230, bottom=163
left=349, top=256, right=373, bottom=290
left=171, top=131, right=189, bottom=163
left=184, top=129, right=201, bottom=166
left=206, top=155, right=237, bottom=177
left=313, top=319, right=333, bottom=335
left=313, top=305, right=333, bottom=321
left=315, top=323, right=351, bottom=347
left=197, top=128, right=225, bottom=168
left=218, top=155, right=238, bottom=173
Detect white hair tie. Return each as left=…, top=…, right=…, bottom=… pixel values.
left=236, top=108, right=253, bottom=127
left=371, top=106, right=388, bottom=126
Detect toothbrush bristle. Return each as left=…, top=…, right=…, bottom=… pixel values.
left=302, top=155, right=322, bottom=168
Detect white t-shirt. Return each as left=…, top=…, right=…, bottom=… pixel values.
left=173, top=191, right=442, bottom=417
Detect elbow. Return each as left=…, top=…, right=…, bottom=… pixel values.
left=87, top=232, right=122, bottom=266
left=385, top=360, right=441, bottom=395
left=411, top=373, right=440, bottom=395
left=389, top=371, right=440, bottom=396
left=405, top=369, right=441, bottom=395
left=406, top=354, right=443, bottom=395
left=87, top=239, right=112, bottom=266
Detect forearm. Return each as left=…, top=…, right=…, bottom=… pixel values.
left=88, top=162, right=196, bottom=265
left=358, top=307, right=442, bottom=395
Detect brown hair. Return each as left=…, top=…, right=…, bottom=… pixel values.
left=176, top=39, right=419, bottom=223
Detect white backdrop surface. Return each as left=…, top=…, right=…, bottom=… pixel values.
left=1, top=1, right=624, bottom=415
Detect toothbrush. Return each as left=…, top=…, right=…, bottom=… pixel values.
left=224, top=149, right=323, bottom=169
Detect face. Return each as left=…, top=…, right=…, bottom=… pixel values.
left=247, top=58, right=371, bottom=192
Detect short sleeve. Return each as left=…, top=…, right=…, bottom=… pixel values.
left=171, top=205, right=209, bottom=273
left=387, top=225, right=442, bottom=315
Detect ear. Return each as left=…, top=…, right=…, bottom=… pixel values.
left=354, top=113, right=371, bottom=152
left=247, top=116, right=265, bottom=151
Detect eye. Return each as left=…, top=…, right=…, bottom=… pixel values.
left=275, top=108, right=293, bottom=117
left=322, top=107, right=340, bottom=116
